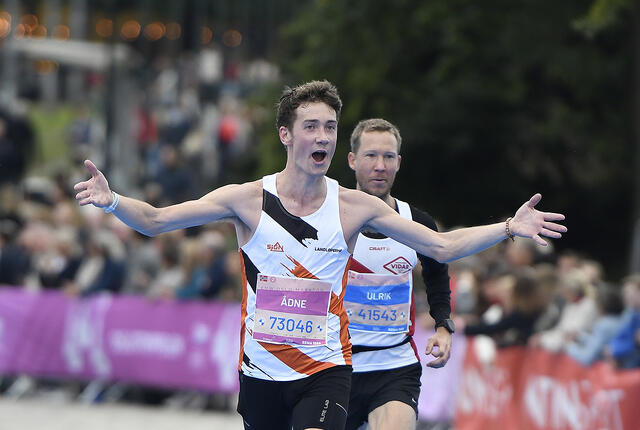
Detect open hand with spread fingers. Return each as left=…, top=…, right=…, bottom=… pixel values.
left=73, top=159, right=114, bottom=208
left=509, top=193, right=567, bottom=246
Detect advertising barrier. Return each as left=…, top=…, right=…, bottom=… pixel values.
left=0, top=286, right=240, bottom=392
left=5, top=285, right=637, bottom=429
left=456, top=338, right=640, bottom=430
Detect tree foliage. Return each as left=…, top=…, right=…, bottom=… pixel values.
left=258, top=0, right=633, bottom=277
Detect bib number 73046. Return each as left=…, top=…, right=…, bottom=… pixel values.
left=253, top=274, right=332, bottom=346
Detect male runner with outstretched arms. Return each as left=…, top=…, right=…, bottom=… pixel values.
left=74, top=80, right=566, bottom=430
left=344, top=119, right=452, bottom=430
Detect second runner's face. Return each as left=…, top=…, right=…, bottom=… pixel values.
left=280, top=102, right=338, bottom=176
left=348, top=131, right=401, bottom=199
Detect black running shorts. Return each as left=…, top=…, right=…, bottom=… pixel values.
left=345, top=362, right=422, bottom=430
left=237, top=365, right=352, bottom=430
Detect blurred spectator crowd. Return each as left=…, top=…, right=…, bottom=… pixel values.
left=0, top=48, right=273, bottom=410
left=441, top=239, right=640, bottom=370
left=0, top=48, right=275, bottom=302
left=0, top=173, right=241, bottom=301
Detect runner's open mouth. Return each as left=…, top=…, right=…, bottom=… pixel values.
left=312, top=151, right=327, bottom=162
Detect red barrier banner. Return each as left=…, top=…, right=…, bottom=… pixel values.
left=456, top=340, right=640, bottom=430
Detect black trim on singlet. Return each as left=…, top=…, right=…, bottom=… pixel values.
left=240, top=249, right=259, bottom=293
left=242, top=352, right=275, bottom=380
left=262, top=190, right=319, bottom=247
left=360, top=230, right=387, bottom=239
left=351, top=336, right=412, bottom=354
left=360, top=199, right=399, bottom=239
left=242, top=352, right=252, bottom=367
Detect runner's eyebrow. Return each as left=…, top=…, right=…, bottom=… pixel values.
left=302, top=119, right=337, bottom=125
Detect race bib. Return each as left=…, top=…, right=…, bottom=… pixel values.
left=344, top=271, right=412, bottom=333
left=253, top=274, right=332, bottom=346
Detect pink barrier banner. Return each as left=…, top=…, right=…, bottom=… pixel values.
left=0, top=286, right=241, bottom=392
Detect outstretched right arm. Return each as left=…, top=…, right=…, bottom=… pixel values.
left=74, top=160, right=256, bottom=236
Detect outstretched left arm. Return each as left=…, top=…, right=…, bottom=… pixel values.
left=361, top=192, right=565, bottom=263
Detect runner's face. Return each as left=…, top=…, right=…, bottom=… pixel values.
left=348, top=131, right=401, bottom=199
left=281, top=102, right=338, bottom=176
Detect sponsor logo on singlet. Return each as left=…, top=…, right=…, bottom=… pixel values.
left=266, top=242, right=284, bottom=252
left=369, top=246, right=391, bottom=251
left=314, top=246, right=343, bottom=253
left=383, top=256, right=412, bottom=274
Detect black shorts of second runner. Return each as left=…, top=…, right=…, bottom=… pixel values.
left=237, top=365, right=351, bottom=430
left=345, top=362, right=422, bottom=430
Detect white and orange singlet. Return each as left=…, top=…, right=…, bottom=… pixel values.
left=238, top=174, right=352, bottom=381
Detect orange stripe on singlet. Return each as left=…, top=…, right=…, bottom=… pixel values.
left=282, top=254, right=318, bottom=279
left=331, top=255, right=352, bottom=364
left=237, top=250, right=249, bottom=372
left=258, top=342, right=337, bottom=376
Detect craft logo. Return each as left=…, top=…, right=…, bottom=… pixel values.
left=383, top=257, right=412, bottom=274
left=369, top=246, right=390, bottom=251
left=266, top=242, right=284, bottom=252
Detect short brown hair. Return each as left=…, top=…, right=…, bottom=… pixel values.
left=350, top=118, right=402, bottom=154
left=276, top=80, right=342, bottom=130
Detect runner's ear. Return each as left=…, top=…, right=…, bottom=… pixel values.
left=347, top=152, right=357, bottom=171
left=279, top=126, right=292, bottom=148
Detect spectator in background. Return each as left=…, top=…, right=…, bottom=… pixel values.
left=216, top=108, right=239, bottom=184
left=464, top=262, right=512, bottom=327
left=0, top=218, right=30, bottom=287
left=37, top=227, right=82, bottom=289
left=530, top=270, right=598, bottom=352
left=463, top=271, right=548, bottom=347
left=65, top=229, right=126, bottom=297
left=155, top=145, right=193, bottom=205
left=504, top=238, right=554, bottom=268
left=532, top=264, right=563, bottom=333
left=120, top=232, right=161, bottom=296
left=556, top=250, right=583, bottom=277
left=578, top=259, right=604, bottom=284
left=566, top=284, right=624, bottom=366
left=80, top=230, right=126, bottom=297
left=606, top=274, right=640, bottom=368
left=173, top=228, right=235, bottom=301
left=199, top=230, right=229, bottom=299
left=147, top=235, right=185, bottom=300
left=0, top=110, right=34, bottom=185
left=449, top=257, right=483, bottom=317
left=175, top=237, right=208, bottom=300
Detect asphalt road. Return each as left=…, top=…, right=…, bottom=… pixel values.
left=0, top=396, right=244, bottom=430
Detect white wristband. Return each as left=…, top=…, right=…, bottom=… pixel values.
left=104, top=191, right=120, bottom=213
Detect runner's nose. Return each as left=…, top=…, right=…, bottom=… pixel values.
left=373, top=156, right=385, bottom=171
